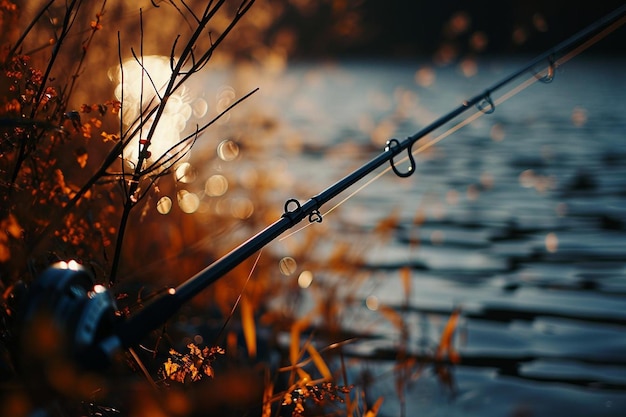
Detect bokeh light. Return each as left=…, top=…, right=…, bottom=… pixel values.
left=278, top=256, right=297, bottom=276
left=519, top=169, right=535, bottom=188
left=460, top=58, right=478, bottom=78
left=545, top=232, right=559, bottom=253
left=433, top=43, right=458, bottom=66
left=216, top=85, right=236, bottom=123
left=205, top=174, right=229, bottom=197
left=431, top=230, right=445, bottom=245
left=470, top=31, right=488, bottom=52
left=177, top=190, right=200, bottom=214
left=518, top=169, right=555, bottom=194
left=533, top=13, right=548, bottom=32
left=156, top=196, right=173, bottom=214
left=365, top=295, right=379, bottom=311
left=415, top=67, right=436, bottom=87
left=490, top=123, right=506, bottom=142
left=297, top=270, right=313, bottom=288
left=445, top=11, right=471, bottom=37
left=230, top=197, right=254, bottom=219
left=512, top=26, right=528, bottom=45
left=571, top=106, right=588, bottom=127
left=217, top=139, right=240, bottom=161
left=175, top=162, right=197, bottom=183
left=192, top=98, right=208, bottom=118
left=480, top=172, right=494, bottom=189
left=446, top=189, right=460, bottom=205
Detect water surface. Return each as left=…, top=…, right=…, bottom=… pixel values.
left=204, top=57, right=626, bottom=416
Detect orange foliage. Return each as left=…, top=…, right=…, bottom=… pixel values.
left=160, top=343, right=224, bottom=383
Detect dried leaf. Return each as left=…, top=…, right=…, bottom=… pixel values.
left=306, top=343, right=332, bottom=381
left=187, top=343, right=201, bottom=357
left=162, top=344, right=223, bottom=383
left=0, top=242, right=9, bottom=263
left=3, top=214, right=22, bottom=239
left=189, top=363, right=200, bottom=382
left=163, top=358, right=180, bottom=378
left=75, top=147, right=88, bottom=168
left=100, top=131, right=119, bottom=142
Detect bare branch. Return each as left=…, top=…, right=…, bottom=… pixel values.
left=6, top=0, right=55, bottom=60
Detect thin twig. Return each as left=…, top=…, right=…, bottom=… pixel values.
left=5, top=0, right=55, bottom=61
left=61, top=0, right=109, bottom=109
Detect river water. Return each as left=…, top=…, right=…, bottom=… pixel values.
left=198, top=56, right=626, bottom=416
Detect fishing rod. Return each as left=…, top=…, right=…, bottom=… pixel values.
left=17, top=5, right=626, bottom=373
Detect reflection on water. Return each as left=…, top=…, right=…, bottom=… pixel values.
left=208, top=57, right=626, bottom=416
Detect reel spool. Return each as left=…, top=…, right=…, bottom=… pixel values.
left=15, top=261, right=117, bottom=402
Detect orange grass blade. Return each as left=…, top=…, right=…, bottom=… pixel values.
left=378, top=305, right=405, bottom=332
left=296, top=368, right=312, bottom=383
left=436, top=308, right=461, bottom=363
left=306, top=343, right=332, bottom=381
left=290, top=317, right=311, bottom=366
left=262, top=381, right=274, bottom=417
left=400, top=266, right=411, bottom=307
left=241, top=295, right=257, bottom=358
left=365, top=397, right=384, bottom=417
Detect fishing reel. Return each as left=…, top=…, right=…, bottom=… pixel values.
left=14, top=261, right=118, bottom=403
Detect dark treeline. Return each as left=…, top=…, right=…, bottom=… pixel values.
left=272, top=0, right=626, bottom=59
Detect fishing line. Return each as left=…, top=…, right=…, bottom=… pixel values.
left=212, top=248, right=263, bottom=346
left=279, top=13, right=625, bottom=241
